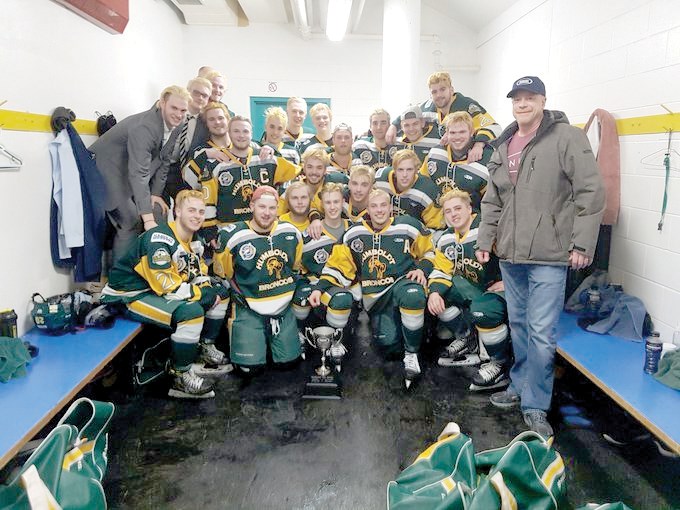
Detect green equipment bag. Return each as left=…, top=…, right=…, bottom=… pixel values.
left=133, top=336, right=171, bottom=386
left=30, top=293, right=76, bottom=334
left=0, top=398, right=114, bottom=510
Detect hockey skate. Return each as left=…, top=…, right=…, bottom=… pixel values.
left=403, top=352, right=421, bottom=389
left=298, top=331, right=307, bottom=360
left=193, top=343, right=233, bottom=378
left=329, top=341, right=348, bottom=372
left=469, top=359, right=510, bottom=391
left=437, top=330, right=483, bottom=367
left=168, top=368, right=215, bottom=399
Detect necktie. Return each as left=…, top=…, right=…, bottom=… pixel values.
left=178, top=115, right=195, bottom=162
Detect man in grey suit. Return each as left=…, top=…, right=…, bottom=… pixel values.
left=90, top=85, right=190, bottom=264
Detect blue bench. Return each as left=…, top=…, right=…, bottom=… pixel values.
left=0, top=318, right=142, bottom=469
left=556, top=312, right=680, bottom=454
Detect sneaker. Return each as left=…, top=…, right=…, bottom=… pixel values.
left=199, top=343, right=229, bottom=366
left=403, top=352, right=421, bottom=382
left=523, top=409, right=554, bottom=438
left=168, top=368, right=215, bottom=399
left=489, top=389, right=520, bottom=408
left=469, top=360, right=510, bottom=391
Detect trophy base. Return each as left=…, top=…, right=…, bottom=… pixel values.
left=303, top=374, right=342, bottom=400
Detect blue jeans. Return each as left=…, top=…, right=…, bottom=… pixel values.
left=499, top=262, right=567, bottom=412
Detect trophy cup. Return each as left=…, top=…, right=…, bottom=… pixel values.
left=302, top=326, right=342, bottom=400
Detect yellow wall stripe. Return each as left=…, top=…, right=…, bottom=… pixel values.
left=0, top=108, right=98, bottom=135
left=573, top=112, right=680, bottom=136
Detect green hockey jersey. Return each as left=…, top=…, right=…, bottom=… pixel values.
left=282, top=128, right=314, bottom=153
left=342, top=188, right=368, bottom=222
left=213, top=220, right=302, bottom=316
left=301, top=219, right=352, bottom=278
left=317, top=216, right=434, bottom=311
left=428, top=214, right=501, bottom=295
left=396, top=124, right=442, bottom=163
left=374, top=166, right=444, bottom=230
left=298, top=134, right=333, bottom=155
left=421, top=144, right=491, bottom=212
left=102, top=222, right=210, bottom=303
left=352, top=136, right=398, bottom=171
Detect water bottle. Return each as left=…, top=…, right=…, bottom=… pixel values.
left=0, top=309, right=18, bottom=337
left=644, top=331, right=663, bottom=374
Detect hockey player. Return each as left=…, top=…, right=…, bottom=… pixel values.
left=387, top=71, right=500, bottom=162
left=282, top=97, right=314, bottom=151
left=192, top=115, right=298, bottom=238
left=375, top=149, right=444, bottom=230
left=353, top=108, right=397, bottom=171
left=343, top=165, right=374, bottom=222
left=101, top=190, right=232, bottom=399
left=427, top=189, right=510, bottom=391
left=261, top=106, right=301, bottom=166
left=299, top=103, right=333, bottom=154
left=213, top=186, right=303, bottom=373
left=292, top=183, right=354, bottom=368
left=421, top=111, right=492, bottom=212
left=279, top=181, right=312, bottom=232
left=395, top=105, right=442, bottom=163
left=309, top=189, right=435, bottom=388
left=327, top=123, right=362, bottom=175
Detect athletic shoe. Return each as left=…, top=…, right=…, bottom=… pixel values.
left=199, top=343, right=229, bottom=366
left=469, top=360, right=510, bottom=391
left=489, top=389, right=520, bottom=408
left=404, top=352, right=421, bottom=389
left=168, top=369, right=215, bottom=399
left=523, top=409, right=554, bottom=438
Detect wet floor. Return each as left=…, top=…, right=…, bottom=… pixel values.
left=101, top=316, right=679, bottom=509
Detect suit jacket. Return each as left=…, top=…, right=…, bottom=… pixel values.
left=164, top=115, right=209, bottom=199
left=90, top=106, right=178, bottom=215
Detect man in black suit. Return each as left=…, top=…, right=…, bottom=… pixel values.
left=90, top=85, right=190, bottom=263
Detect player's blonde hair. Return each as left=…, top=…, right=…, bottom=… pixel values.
left=349, top=165, right=375, bottom=184
left=202, top=102, right=230, bottom=118
left=427, top=71, right=452, bottom=88
left=187, top=77, right=212, bottom=93
left=175, top=189, right=205, bottom=209
left=391, top=149, right=421, bottom=170
left=284, top=181, right=311, bottom=207
left=264, top=106, right=288, bottom=126
left=442, top=111, right=473, bottom=133
left=368, top=188, right=391, bottom=203
left=160, top=85, right=191, bottom=104
left=204, top=70, right=224, bottom=82
left=228, top=115, right=252, bottom=129
left=319, top=182, right=345, bottom=200
left=302, top=147, right=330, bottom=167
left=287, top=97, right=307, bottom=109
left=309, top=103, right=332, bottom=121
left=439, top=188, right=471, bottom=208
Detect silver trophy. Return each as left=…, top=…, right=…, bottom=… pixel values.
left=302, top=326, right=342, bottom=399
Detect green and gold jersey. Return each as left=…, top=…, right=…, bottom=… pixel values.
left=213, top=221, right=303, bottom=316
left=182, top=140, right=229, bottom=192
left=280, top=212, right=310, bottom=233
left=396, top=125, right=442, bottom=163
left=102, top=222, right=209, bottom=303
left=352, top=137, right=397, bottom=171
left=342, top=188, right=368, bottom=222
left=301, top=219, right=351, bottom=279
left=282, top=128, right=314, bottom=153
left=198, top=146, right=298, bottom=227
left=374, top=166, right=445, bottom=230
left=428, top=214, right=500, bottom=295
left=317, top=216, right=434, bottom=311
left=277, top=172, right=349, bottom=219
left=326, top=151, right=362, bottom=176
left=264, top=141, right=302, bottom=167
left=420, top=144, right=491, bottom=212
left=298, top=134, right=332, bottom=155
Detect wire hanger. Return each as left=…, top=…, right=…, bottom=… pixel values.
left=640, top=131, right=680, bottom=171
left=0, top=127, right=23, bottom=170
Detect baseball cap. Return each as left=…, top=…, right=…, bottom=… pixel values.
left=250, top=185, right=279, bottom=203
left=506, top=76, right=546, bottom=98
left=402, top=105, right=423, bottom=120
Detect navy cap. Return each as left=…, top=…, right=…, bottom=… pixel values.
left=506, top=76, right=546, bottom=98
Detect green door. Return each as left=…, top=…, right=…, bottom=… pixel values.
left=250, top=96, right=331, bottom=143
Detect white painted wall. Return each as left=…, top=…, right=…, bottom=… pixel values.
left=475, top=0, right=680, bottom=343
left=0, top=0, right=477, bottom=334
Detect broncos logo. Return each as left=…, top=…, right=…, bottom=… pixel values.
left=266, top=257, right=284, bottom=279
left=242, top=185, right=254, bottom=202
left=368, top=257, right=386, bottom=279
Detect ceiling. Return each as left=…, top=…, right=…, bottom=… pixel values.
left=166, top=0, right=519, bottom=34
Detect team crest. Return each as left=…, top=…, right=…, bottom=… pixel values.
left=221, top=223, right=237, bottom=232
left=242, top=185, right=254, bottom=202
left=360, top=150, right=373, bottom=163
left=468, top=103, right=482, bottom=115
left=239, top=242, right=256, bottom=261
left=218, top=171, right=234, bottom=187
left=427, top=160, right=437, bottom=176
left=388, top=146, right=398, bottom=159
left=444, top=245, right=457, bottom=261
left=313, top=248, right=329, bottom=264
left=350, top=238, right=364, bottom=253
left=265, top=256, right=284, bottom=279
left=368, top=257, right=387, bottom=279
left=151, top=248, right=171, bottom=266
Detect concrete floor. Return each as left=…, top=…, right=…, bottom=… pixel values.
left=102, top=317, right=680, bottom=509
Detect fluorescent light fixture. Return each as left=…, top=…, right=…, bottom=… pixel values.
left=326, top=0, right=352, bottom=42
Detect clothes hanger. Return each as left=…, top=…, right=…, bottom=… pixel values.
left=640, top=130, right=680, bottom=171
left=0, top=127, right=23, bottom=170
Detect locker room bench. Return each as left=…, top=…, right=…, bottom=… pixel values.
left=556, top=312, right=680, bottom=454
left=0, top=318, right=142, bottom=470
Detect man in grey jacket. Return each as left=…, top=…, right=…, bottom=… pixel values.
left=475, top=76, right=605, bottom=438
left=90, top=86, right=190, bottom=264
